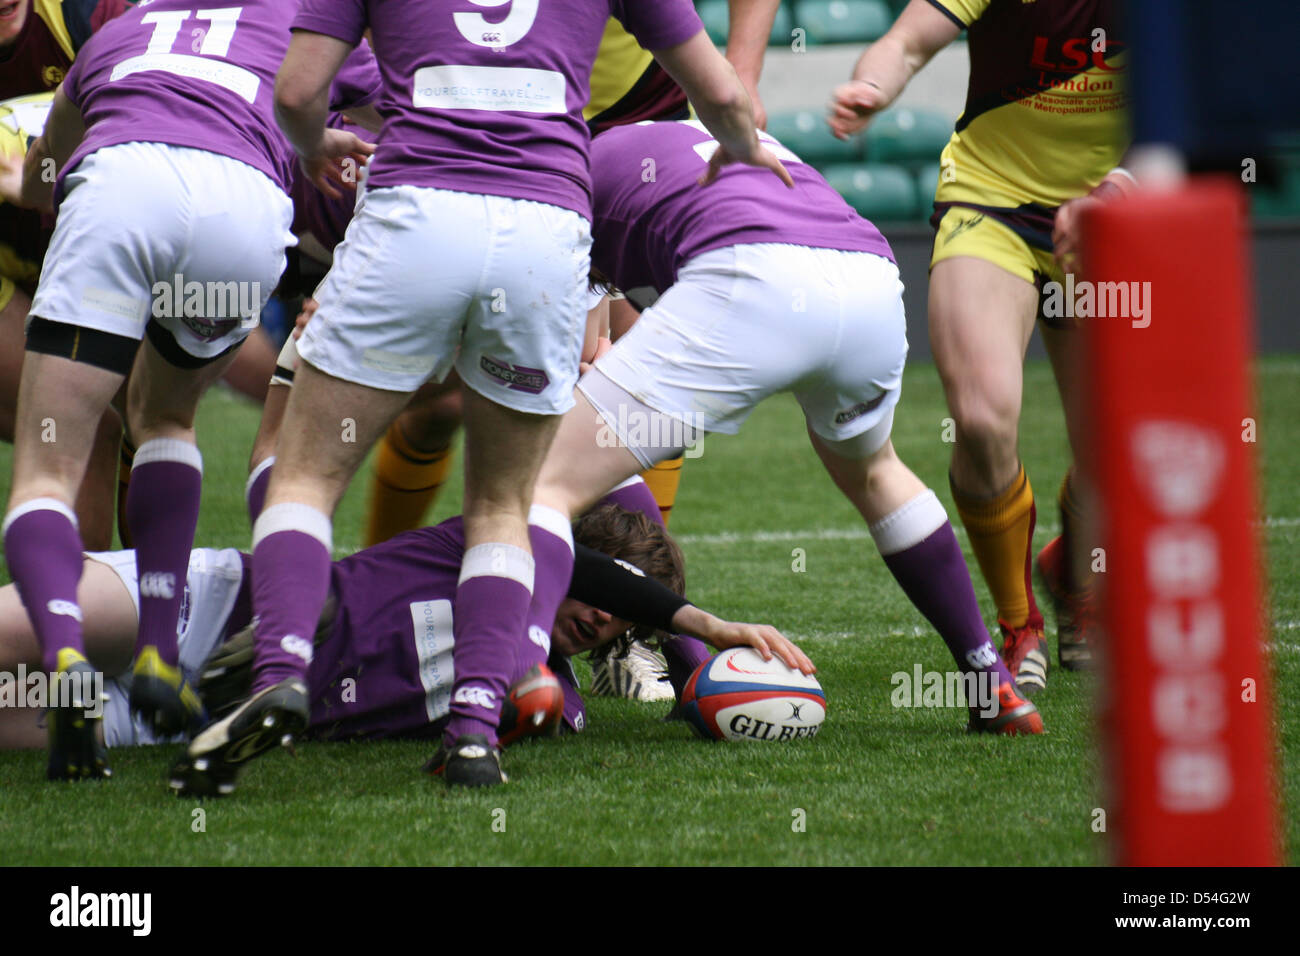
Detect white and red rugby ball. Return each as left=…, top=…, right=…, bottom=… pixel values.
left=681, top=648, right=825, bottom=742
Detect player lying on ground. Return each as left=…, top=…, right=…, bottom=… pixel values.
left=0, top=1, right=374, bottom=781
left=826, top=0, right=1133, bottom=692
left=0, top=504, right=808, bottom=789
left=532, top=119, right=1045, bottom=738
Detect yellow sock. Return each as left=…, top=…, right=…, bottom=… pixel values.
left=364, top=423, right=455, bottom=547
left=640, top=455, right=684, bottom=526
left=951, top=464, right=1043, bottom=630
left=117, top=434, right=135, bottom=549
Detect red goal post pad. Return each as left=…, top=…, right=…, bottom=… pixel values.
left=1081, top=178, right=1280, bottom=866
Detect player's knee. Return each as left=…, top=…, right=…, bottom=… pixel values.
left=942, top=384, right=1020, bottom=449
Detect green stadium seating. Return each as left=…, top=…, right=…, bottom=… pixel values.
left=915, top=163, right=941, bottom=217
left=794, top=0, right=892, bottom=45
left=822, top=163, right=918, bottom=221
left=696, top=1, right=797, bottom=47
left=864, top=108, right=953, bottom=166
left=696, top=0, right=730, bottom=45
left=767, top=109, right=862, bottom=166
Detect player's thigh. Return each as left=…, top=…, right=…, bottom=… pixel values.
left=298, top=186, right=482, bottom=395
left=456, top=196, right=591, bottom=418
left=534, top=384, right=646, bottom=518
left=0, top=282, right=31, bottom=442
left=7, top=350, right=124, bottom=507
left=928, top=255, right=1038, bottom=430
left=126, top=327, right=243, bottom=439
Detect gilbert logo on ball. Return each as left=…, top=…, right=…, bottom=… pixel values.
left=681, top=648, right=825, bottom=741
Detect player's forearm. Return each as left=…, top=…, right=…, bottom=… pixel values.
left=847, top=32, right=920, bottom=108
left=725, top=0, right=782, bottom=87
left=849, top=0, right=960, bottom=106
left=275, top=32, right=351, bottom=159
left=275, top=91, right=330, bottom=161
left=654, top=32, right=760, bottom=160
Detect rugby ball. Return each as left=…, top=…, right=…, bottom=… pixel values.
left=681, top=648, right=825, bottom=742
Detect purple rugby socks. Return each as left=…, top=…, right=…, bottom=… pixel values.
left=3, top=499, right=87, bottom=672
left=250, top=502, right=334, bottom=693
left=871, top=490, right=1015, bottom=689
left=127, top=438, right=203, bottom=667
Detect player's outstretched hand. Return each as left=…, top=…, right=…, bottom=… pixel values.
left=679, top=607, right=815, bottom=675
left=699, top=141, right=795, bottom=189
left=301, top=127, right=375, bottom=200
left=828, top=79, right=888, bottom=140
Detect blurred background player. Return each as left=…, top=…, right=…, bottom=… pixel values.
left=826, top=0, right=1132, bottom=694
left=184, top=0, right=792, bottom=792
left=533, top=118, right=1043, bottom=737
left=0, top=0, right=372, bottom=779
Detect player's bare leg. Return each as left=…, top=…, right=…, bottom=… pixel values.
left=216, top=326, right=278, bottom=403
left=930, top=255, right=1050, bottom=695
left=1039, top=323, right=1096, bottom=668
left=809, top=429, right=1041, bottom=735
left=245, top=381, right=288, bottom=525
left=1, top=287, right=117, bottom=550
left=3, top=349, right=124, bottom=778
left=534, top=388, right=645, bottom=520
left=122, top=335, right=242, bottom=734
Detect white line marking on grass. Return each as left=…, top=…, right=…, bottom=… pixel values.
left=677, top=517, right=1295, bottom=546
left=218, top=517, right=1298, bottom=558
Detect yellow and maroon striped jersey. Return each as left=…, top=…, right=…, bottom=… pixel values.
left=928, top=0, right=1128, bottom=216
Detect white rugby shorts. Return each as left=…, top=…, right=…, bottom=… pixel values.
left=31, top=143, right=294, bottom=359
left=297, top=185, right=591, bottom=414
left=584, top=243, right=907, bottom=452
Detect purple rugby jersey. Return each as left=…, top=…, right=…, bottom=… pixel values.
left=590, top=120, right=896, bottom=294
left=291, top=0, right=703, bottom=218
left=301, top=518, right=586, bottom=741
left=58, top=0, right=300, bottom=204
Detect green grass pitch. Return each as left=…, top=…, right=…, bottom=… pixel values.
left=0, top=356, right=1296, bottom=866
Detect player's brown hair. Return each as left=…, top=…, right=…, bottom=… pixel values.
left=571, top=503, right=686, bottom=653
